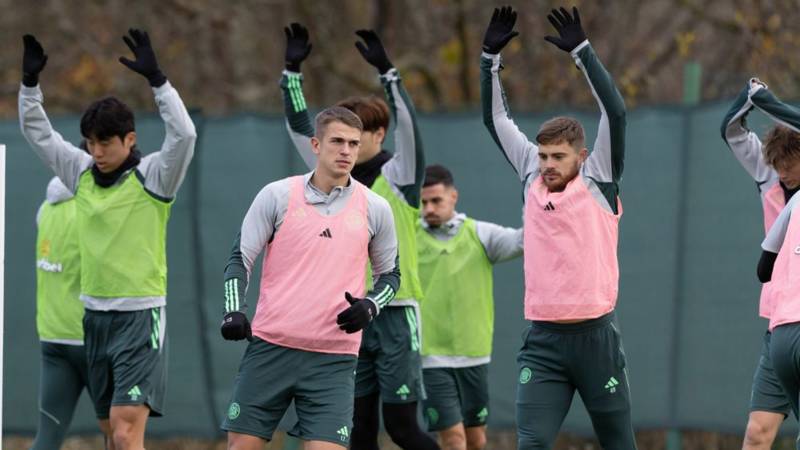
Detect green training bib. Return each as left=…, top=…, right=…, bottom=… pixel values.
left=76, top=170, right=171, bottom=298
left=369, top=175, right=424, bottom=301
left=36, top=198, right=83, bottom=341
left=417, top=218, right=494, bottom=357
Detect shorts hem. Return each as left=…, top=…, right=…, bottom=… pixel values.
left=221, top=424, right=273, bottom=442
left=110, top=400, right=163, bottom=417
left=287, top=430, right=348, bottom=447
left=428, top=417, right=462, bottom=432
left=749, top=406, right=790, bottom=417
left=381, top=395, right=420, bottom=404
left=463, top=420, right=488, bottom=429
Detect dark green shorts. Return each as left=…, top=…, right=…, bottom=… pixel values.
left=356, top=305, right=423, bottom=403
left=516, top=312, right=637, bottom=450
left=770, top=322, right=800, bottom=423
left=750, top=331, right=791, bottom=416
left=83, top=307, right=167, bottom=419
left=422, top=365, right=489, bottom=431
left=221, top=338, right=357, bottom=446
left=32, top=342, right=89, bottom=450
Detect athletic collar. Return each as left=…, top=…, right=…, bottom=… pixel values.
left=304, top=171, right=354, bottom=206
left=91, top=149, right=141, bottom=188
left=422, top=212, right=466, bottom=238
left=352, top=150, right=392, bottom=187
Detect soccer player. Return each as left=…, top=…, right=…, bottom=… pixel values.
left=219, top=106, right=399, bottom=450
left=31, top=176, right=88, bottom=450
left=417, top=165, right=522, bottom=450
left=19, top=30, right=197, bottom=450
left=480, top=6, right=636, bottom=449
left=758, top=161, right=800, bottom=450
left=280, top=24, right=438, bottom=450
left=721, top=77, right=800, bottom=450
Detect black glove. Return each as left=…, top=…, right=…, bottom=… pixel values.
left=336, top=292, right=377, bottom=334
left=544, top=7, right=587, bottom=53
left=354, top=30, right=393, bottom=74
left=22, top=35, right=47, bottom=87
left=118, top=28, right=167, bottom=87
left=284, top=23, right=312, bottom=73
left=482, top=6, right=519, bottom=55
left=221, top=311, right=253, bottom=341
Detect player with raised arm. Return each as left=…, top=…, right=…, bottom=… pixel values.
left=280, top=24, right=438, bottom=450
left=480, top=6, right=636, bottom=449
left=19, top=31, right=197, bottom=450
left=721, top=77, right=800, bottom=450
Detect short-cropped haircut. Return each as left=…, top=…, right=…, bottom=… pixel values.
left=314, top=106, right=364, bottom=139
left=536, top=116, right=585, bottom=150
left=424, top=164, right=455, bottom=188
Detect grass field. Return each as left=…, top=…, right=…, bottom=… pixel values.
left=4, top=430, right=799, bottom=449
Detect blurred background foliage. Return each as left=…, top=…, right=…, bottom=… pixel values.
left=1, top=0, right=799, bottom=117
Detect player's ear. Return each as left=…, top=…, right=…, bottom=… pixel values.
left=375, top=127, right=386, bottom=144
left=578, top=147, right=588, bottom=163
left=124, top=131, right=137, bottom=149
left=311, top=136, right=321, bottom=155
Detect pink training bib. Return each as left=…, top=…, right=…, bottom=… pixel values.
left=768, top=203, right=800, bottom=330
left=523, top=175, right=622, bottom=321
left=252, top=176, right=370, bottom=355
left=760, top=183, right=784, bottom=319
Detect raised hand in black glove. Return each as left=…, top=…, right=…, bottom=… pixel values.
left=285, top=23, right=312, bottom=72
left=336, top=292, right=377, bottom=334
left=544, top=7, right=587, bottom=53
left=118, top=29, right=167, bottom=87
left=221, top=311, right=253, bottom=341
left=22, top=35, right=47, bottom=87
left=482, top=6, right=519, bottom=55
left=354, top=30, right=393, bottom=74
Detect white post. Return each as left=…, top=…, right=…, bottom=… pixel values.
left=0, top=144, right=6, bottom=449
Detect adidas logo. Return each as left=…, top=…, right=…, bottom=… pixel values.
left=319, top=228, right=333, bottom=238
left=396, top=384, right=411, bottom=400
left=604, top=376, right=620, bottom=393
left=337, top=426, right=349, bottom=441
left=544, top=202, right=556, bottom=211
left=128, top=385, right=142, bottom=401
left=477, top=407, right=489, bottom=422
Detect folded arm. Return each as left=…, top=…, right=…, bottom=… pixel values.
left=719, top=82, right=776, bottom=192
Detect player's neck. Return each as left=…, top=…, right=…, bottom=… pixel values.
left=310, top=170, right=350, bottom=194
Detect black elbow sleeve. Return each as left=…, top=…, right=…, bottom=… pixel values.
left=757, top=251, right=778, bottom=283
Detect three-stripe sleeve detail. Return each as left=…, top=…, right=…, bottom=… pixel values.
left=224, top=278, right=241, bottom=313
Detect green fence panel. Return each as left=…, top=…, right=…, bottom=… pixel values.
left=3, top=103, right=793, bottom=437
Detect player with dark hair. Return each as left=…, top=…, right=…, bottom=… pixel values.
left=279, top=23, right=438, bottom=450
left=481, top=6, right=636, bottom=448
left=418, top=164, right=522, bottom=450
left=19, top=30, right=196, bottom=449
